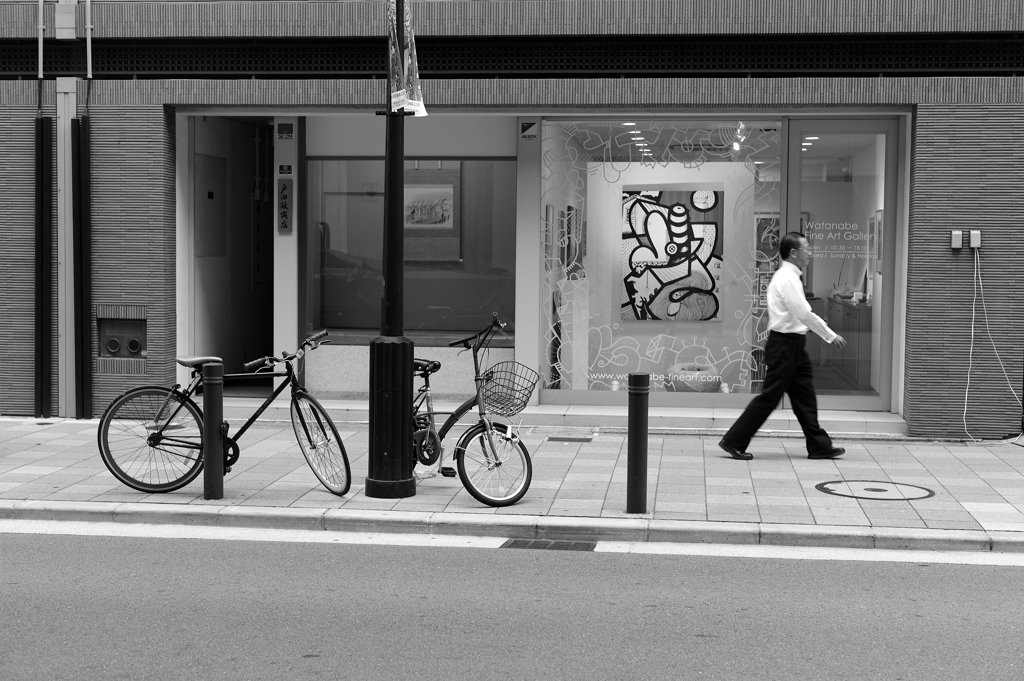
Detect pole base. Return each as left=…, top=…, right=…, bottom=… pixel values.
left=364, top=476, right=417, bottom=499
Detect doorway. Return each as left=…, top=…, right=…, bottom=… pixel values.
left=785, top=118, right=900, bottom=411
left=185, top=115, right=274, bottom=395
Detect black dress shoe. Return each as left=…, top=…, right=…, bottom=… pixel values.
left=808, top=447, right=845, bottom=459
left=719, top=439, right=752, bottom=460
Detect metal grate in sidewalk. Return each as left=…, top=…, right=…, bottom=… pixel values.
left=501, top=539, right=596, bottom=551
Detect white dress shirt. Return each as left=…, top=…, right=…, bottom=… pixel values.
left=766, top=261, right=837, bottom=343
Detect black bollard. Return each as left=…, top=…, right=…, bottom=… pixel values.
left=203, top=362, right=224, bottom=500
left=626, top=373, right=649, bottom=514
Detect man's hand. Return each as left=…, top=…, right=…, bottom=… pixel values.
left=832, top=334, right=847, bottom=349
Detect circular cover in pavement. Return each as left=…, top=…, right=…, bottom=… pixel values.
left=815, top=480, right=935, bottom=501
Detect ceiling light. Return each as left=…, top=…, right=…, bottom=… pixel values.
left=801, top=142, right=812, bottom=146
left=622, top=122, right=635, bottom=126
left=754, top=161, right=764, bottom=165
left=806, top=136, right=819, bottom=140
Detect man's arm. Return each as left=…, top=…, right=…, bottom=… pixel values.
left=783, top=278, right=846, bottom=346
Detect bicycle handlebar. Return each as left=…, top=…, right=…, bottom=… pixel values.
left=241, top=330, right=331, bottom=373
left=447, top=313, right=506, bottom=349
left=243, top=356, right=272, bottom=372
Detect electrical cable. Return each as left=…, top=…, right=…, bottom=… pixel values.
left=963, top=247, right=1023, bottom=443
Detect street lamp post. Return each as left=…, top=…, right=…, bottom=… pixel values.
left=366, top=0, right=415, bottom=498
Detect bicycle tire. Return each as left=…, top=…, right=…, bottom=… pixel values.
left=97, top=386, right=204, bottom=493
left=455, top=421, right=532, bottom=507
left=291, top=393, right=351, bottom=496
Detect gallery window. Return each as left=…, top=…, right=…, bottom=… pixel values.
left=540, top=118, right=784, bottom=396
left=539, top=116, right=895, bottom=403
left=305, top=158, right=517, bottom=340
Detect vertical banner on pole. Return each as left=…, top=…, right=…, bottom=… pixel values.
left=386, top=0, right=427, bottom=117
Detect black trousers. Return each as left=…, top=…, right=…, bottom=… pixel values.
left=723, top=331, right=833, bottom=455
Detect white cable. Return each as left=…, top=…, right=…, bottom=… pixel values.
left=963, top=253, right=979, bottom=441
left=975, top=247, right=1022, bottom=406
left=964, top=248, right=1023, bottom=443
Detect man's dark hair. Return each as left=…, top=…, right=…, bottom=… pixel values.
left=779, top=232, right=806, bottom=260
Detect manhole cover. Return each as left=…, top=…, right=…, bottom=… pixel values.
left=816, top=480, right=935, bottom=501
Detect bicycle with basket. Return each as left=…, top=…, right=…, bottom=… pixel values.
left=413, top=314, right=538, bottom=506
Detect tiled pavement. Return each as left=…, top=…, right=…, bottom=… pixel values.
left=3, top=415, right=1024, bottom=549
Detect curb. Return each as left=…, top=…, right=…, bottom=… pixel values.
left=1, top=499, right=1020, bottom=553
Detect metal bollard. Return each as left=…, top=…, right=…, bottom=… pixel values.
left=203, top=362, right=224, bottom=500
left=626, top=373, right=649, bottom=514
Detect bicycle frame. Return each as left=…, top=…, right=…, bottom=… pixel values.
left=414, top=318, right=512, bottom=468
left=150, top=362, right=297, bottom=450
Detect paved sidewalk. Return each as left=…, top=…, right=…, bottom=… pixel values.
left=3, top=416, right=1024, bottom=552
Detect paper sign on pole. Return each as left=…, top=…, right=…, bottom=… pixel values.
left=387, top=0, right=427, bottom=116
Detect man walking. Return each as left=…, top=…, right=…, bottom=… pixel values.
left=719, top=232, right=847, bottom=460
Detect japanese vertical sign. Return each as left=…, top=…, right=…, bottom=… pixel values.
left=278, top=179, right=293, bottom=234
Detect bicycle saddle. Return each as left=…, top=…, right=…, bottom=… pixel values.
left=413, top=358, right=441, bottom=376
left=175, top=356, right=223, bottom=368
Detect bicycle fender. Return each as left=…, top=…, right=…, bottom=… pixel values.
left=437, top=395, right=478, bottom=441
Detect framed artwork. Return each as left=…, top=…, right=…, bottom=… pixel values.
left=404, top=184, right=455, bottom=230
left=875, top=209, right=884, bottom=274
left=403, top=168, right=461, bottom=261
left=621, top=191, right=723, bottom=321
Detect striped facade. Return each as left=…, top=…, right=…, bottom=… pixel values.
left=1, top=0, right=1022, bottom=439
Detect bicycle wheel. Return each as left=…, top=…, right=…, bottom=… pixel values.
left=291, top=393, right=351, bottom=496
left=455, top=421, right=532, bottom=507
left=97, top=386, right=204, bottom=493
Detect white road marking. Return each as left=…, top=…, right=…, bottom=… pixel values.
left=0, top=519, right=506, bottom=548
left=596, top=541, right=1024, bottom=566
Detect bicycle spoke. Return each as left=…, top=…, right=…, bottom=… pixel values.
left=98, top=387, right=204, bottom=492
left=291, top=395, right=351, bottom=495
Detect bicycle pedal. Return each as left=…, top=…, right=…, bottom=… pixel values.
left=440, top=466, right=457, bottom=478
left=224, top=466, right=232, bottom=474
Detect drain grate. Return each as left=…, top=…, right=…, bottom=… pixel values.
left=547, top=436, right=593, bottom=443
left=501, top=539, right=596, bottom=551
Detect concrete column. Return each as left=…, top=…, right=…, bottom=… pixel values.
left=273, top=116, right=299, bottom=400
left=514, top=117, right=542, bottom=404
left=56, top=76, right=77, bottom=418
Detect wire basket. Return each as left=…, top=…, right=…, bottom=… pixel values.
left=481, top=361, right=539, bottom=418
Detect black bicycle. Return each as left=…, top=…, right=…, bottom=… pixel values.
left=97, top=331, right=351, bottom=496
left=413, top=315, right=538, bottom=506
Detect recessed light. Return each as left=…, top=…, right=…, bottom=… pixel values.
left=622, top=122, right=635, bottom=126
left=754, top=161, right=764, bottom=165
left=806, top=136, right=819, bottom=140
left=801, top=142, right=812, bottom=146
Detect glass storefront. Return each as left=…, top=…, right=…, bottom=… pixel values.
left=539, top=117, right=897, bottom=406
left=306, top=158, right=517, bottom=338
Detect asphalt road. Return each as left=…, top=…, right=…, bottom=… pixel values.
left=3, top=530, right=1024, bottom=680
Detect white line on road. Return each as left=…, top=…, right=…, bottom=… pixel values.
left=0, top=519, right=507, bottom=548
left=596, top=541, right=1024, bottom=566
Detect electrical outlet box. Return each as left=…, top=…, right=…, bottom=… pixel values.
left=951, top=230, right=963, bottom=249
left=969, top=230, right=981, bottom=249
